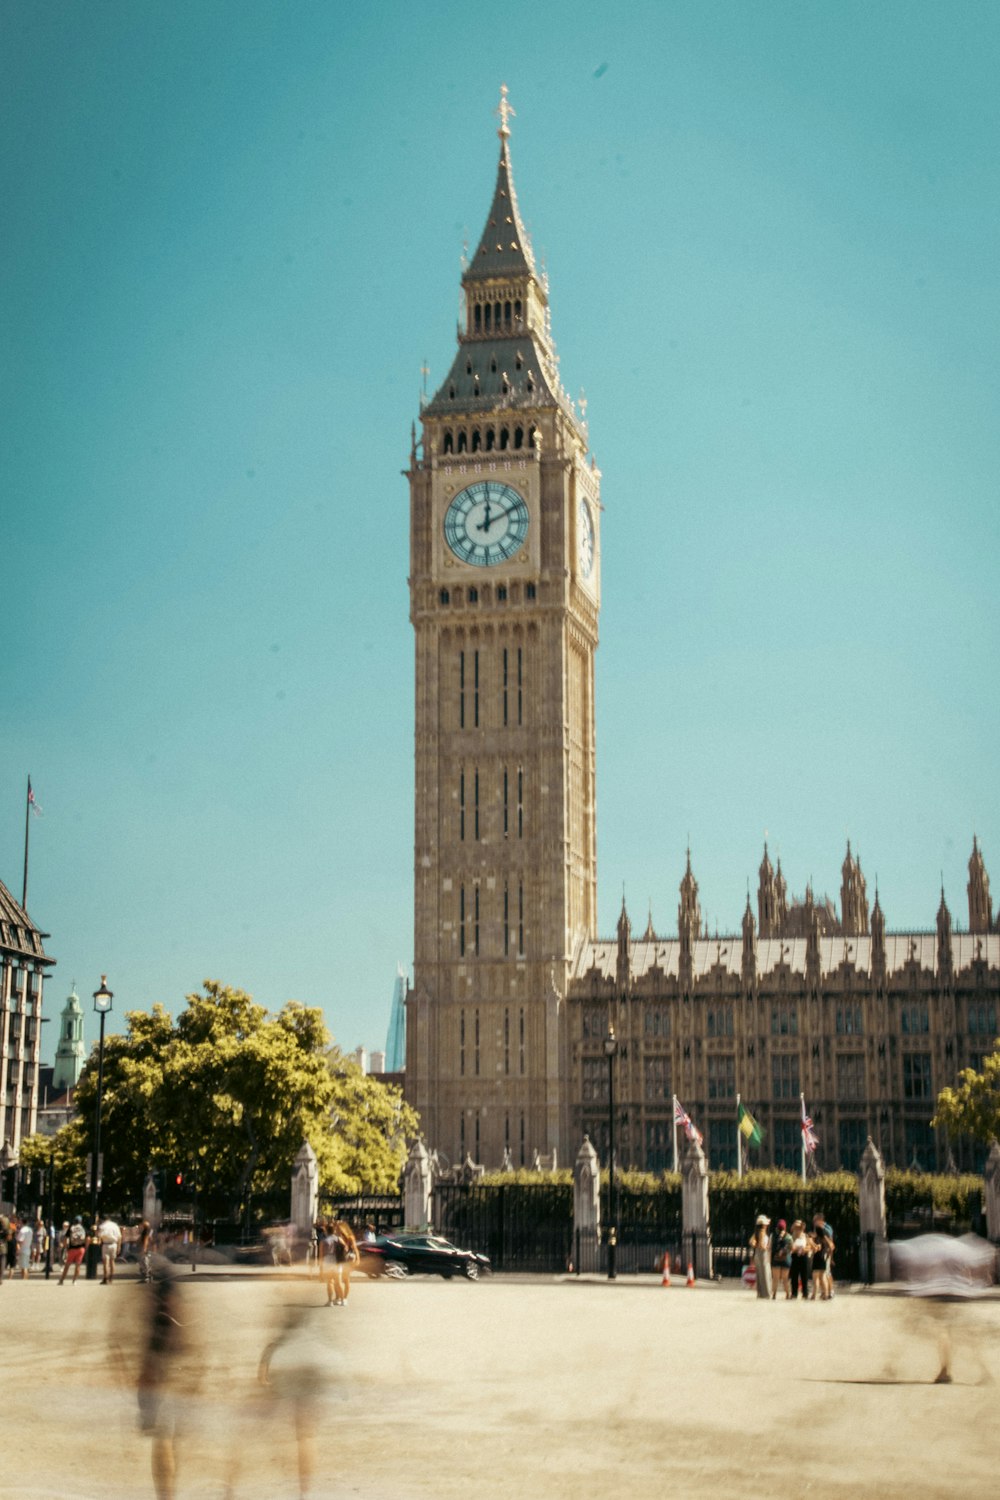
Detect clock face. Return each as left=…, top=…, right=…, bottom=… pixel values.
left=578, top=497, right=595, bottom=579
left=443, top=481, right=529, bottom=567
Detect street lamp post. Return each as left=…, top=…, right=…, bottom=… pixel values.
left=604, top=1026, right=618, bottom=1281
left=87, top=975, right=113, bottom=1280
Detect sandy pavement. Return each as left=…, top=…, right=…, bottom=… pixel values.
left=2, top=1268, right=997, bottom=1500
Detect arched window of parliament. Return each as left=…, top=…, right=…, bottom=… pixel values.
left=443, top=430, right=453, bottom=454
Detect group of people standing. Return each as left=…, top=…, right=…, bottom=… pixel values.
left=0, top=1212, right=42, bottom=1277
left=749, top=1213, right=835, bottom=1300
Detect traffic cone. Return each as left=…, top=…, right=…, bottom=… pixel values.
left=661, top=1257, right=671, bottom=1287
left=686, top=1261, right=696, bottom=1287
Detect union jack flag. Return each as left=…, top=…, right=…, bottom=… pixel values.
left=674, top=1096, right=703, bottom=1147
left=801, top=1096, right=819, bottom=1154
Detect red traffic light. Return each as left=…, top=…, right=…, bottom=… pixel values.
left=175, top=1172, right=183, bottom=1186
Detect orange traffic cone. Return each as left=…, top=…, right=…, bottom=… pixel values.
left=686, top=1262, right=696, bottom=1287
left=661, top=1257, right=671, bottom=1287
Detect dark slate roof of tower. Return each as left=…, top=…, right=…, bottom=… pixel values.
left=424, top=334, right=559, bottom=417
left=0, top=876, right=53, bottom=962
left=464, top=136, right=538, bottom=285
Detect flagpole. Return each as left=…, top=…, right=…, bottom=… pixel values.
left=672, top=1095, right=678, bottom=1173
left=800, top=1093, right=807, bottom=1183
left=736, top=1091, right=743, bottom=1180
left=22, top=775, right=31, bottom=910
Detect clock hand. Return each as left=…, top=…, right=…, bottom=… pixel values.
left=477, top=499, right=493, bottom=533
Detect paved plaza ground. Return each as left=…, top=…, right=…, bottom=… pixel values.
left=2, top=1267, right=997, bottom=1500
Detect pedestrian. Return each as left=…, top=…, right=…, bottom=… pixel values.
left=4, top=1217, right=16, bottom=1279
left=138, top=1259, right=200, bottom=1500
left=892, top=1232, right=996, bottom=1384
left=59, top=1215, right=88, bottom=1285
left=789, top=1219, right=810, bottom=1299
left=813, top=1213, right=835, bottom=1298
left=325, top=1220, right=358, bottom=1307
left=749, top=1215, right=772, bottom=1299
left=16, top=1217, right=34, bottom=1278
left=138, top=1219, right=154, bottom=1283
left=770, top=1218, right=792, bottom=1299
left=808, top=1218, right=833, bottom=1300
left=98, top=1213, right=123, bottom=1283
left=0, top=1213, right=8, bottom=1283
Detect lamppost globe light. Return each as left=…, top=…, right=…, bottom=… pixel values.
left=93, top=975, right=113, bottom=1013
left=603, top=1028, right=617, bottom=1057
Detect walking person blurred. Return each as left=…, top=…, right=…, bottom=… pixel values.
left=325, top=1220, right=358, bottom=1307
left=137, top=1219, right=154, bottom=1283
left=138, top=1260, right=200, bottom=1500
left=749, top=1215, right=772, bottom=1299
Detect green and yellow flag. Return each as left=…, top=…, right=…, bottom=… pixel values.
left=738, top=1100, right=763, bottom=1147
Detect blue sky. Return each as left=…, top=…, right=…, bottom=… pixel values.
left=2, top=1, right=998, bottom=1056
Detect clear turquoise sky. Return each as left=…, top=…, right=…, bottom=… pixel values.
left=2, top=1, right=998, bottom=1055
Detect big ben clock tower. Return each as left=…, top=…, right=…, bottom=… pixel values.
left=406, top=89, right=601, bottom=1167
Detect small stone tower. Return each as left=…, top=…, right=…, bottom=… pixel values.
left=52, top=986, right=86, bottom=1093
left=967, top=837, right=993, bottom=934
left=758, top=843, right=777, bottom=938
left=840, top=841, right=870, bottom=936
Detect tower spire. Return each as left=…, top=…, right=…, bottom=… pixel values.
left=496, top=82, right=515, bottom=140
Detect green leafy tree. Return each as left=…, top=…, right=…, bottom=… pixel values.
left=63, top=981, right=418, bottom=1219
left=933, top=1042, right=1000, bottom=1147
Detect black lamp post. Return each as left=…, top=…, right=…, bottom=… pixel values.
left=86, top=975, right=113, bottom=1280
left=604, top=1026, right=618, bottom=1281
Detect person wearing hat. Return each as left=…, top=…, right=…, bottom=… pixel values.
left=749, top=1214, right=772, bottom=1299
left=59, top=1216, right=88, bottom=1285
left=770, top=1218, right=793, bottom=1299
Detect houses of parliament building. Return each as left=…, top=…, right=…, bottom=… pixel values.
left=403, top=92, right=999, bottom=1175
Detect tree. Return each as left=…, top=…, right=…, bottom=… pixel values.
left=60, top=981, right=419, bottom=1219
left=933, top=1042, right=1000, bottom=1147
left=322, top=1050, right=419, bottom=1194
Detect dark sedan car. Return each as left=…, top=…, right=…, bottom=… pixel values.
left=359, top=1232, right=491, bottom=1280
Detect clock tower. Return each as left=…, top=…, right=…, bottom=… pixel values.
left=405, top=89, right=601, bottom=1167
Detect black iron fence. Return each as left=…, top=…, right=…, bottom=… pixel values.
left=320, top=1194, right=405, bottom=1235
left=433, top=1181, right=573, bottom=1272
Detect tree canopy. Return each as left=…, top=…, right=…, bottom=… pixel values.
left=933, top=1041, right=1000, bottom=1147
left=24, top=981, right=418, bottom=1219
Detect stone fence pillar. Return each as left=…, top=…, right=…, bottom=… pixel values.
left=984, top=1140, right=1000, bottom=1243
left=142, top=1172, right=162, bottom=1229
left=572, top=1136, right=601, bottom=1272
left=404, top=1139, right=432, bottom=1230
left=290, top=1141, right=318, bottom=1242
left=858, top=1137, right=891, bottom=1282
left=682, top=1136, right=712, bottom=1279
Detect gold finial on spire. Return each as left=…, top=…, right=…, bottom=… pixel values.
left=496, top=83, right=515, bottom=140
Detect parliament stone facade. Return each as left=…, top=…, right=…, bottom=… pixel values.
left=404, top=94, right=999, bottom=1174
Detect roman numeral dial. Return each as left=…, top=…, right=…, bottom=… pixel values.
left=443, top=481, right=529, bottom=567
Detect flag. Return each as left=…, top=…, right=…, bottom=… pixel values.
left=737, top=1100, right=763, bottom=1147
left=27, top=778, right=42, bottom=816
left=801, top=1096, right=819, bottom=1154
left=674, top=1096, right=703, bottom=1147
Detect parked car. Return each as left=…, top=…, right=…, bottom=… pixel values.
left=359, top=1231, right=491, bottom=1280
